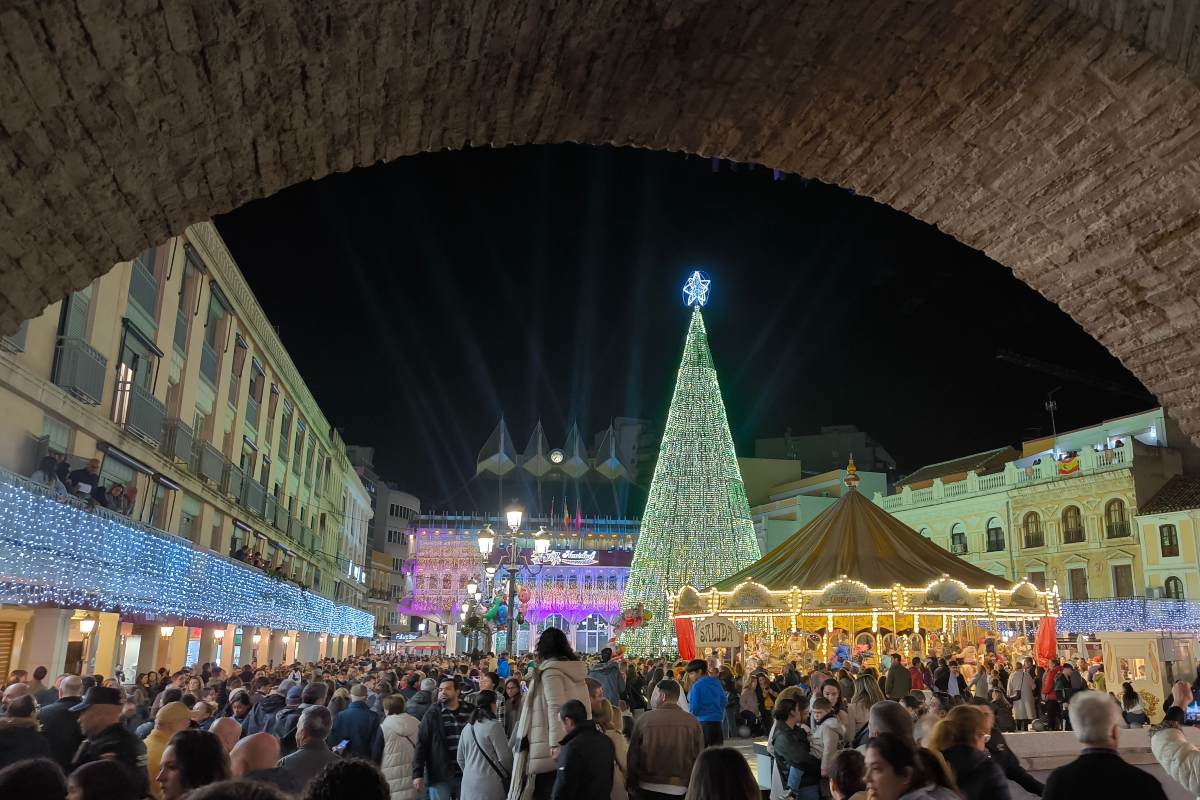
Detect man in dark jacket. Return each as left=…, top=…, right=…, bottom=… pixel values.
left=552, top=699, right=614, bottom=800
left=1054, top=663, right=1085, bottom=731
left=71, top=686, right=149, bottom=797
left=1043, top=690, right=1167, bottom=800
left=329, top=683, right=381, bottom=760
left=274, top=682, right=327, bottom=756
left=243, top=683, right=288, bottom=736
left=967, top=698, right=1045, bottom=796
left=0, top=695, right=51, bottom=769
left=38, top=674, right=83, bottom=770
left=406, top=678, right=436, bottom=721
left=884, top=654, right=912, bottom=700
left=412, top=677, right=473, bottom=799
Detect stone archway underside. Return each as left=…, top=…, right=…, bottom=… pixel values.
left=2, top=1, right=1200, bottom=432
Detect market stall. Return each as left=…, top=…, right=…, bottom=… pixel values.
left=670, top=464, right=1058, bottom=671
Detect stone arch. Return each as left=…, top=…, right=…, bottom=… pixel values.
left=3, top=2, right=1200, bottom=433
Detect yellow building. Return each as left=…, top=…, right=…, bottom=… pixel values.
left=0, top=222, right=371, bottom=678
left=875, top=410, right=1183, bottom=602
left=1134, top=475, right=1200, bottom=601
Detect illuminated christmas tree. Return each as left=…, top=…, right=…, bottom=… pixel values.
left=620, top=272, right=761, bottom=655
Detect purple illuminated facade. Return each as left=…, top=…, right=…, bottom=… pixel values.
left=398, top=517, right=637, bottom=635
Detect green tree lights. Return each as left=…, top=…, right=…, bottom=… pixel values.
left=620, top=307, right=761, bottom=655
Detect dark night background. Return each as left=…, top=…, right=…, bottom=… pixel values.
left=215, top=144, right=1152, bottom=510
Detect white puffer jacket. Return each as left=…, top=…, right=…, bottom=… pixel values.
left=380, top=711, right=420, bottom=800
left=1151, top=725, right=1200, bottom=798
left=515, top=658, right=591, bottom=775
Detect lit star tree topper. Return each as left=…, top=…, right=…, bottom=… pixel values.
left=620, top=274, right=761, bottom=656
left=682, top=270, right=711, bottom=307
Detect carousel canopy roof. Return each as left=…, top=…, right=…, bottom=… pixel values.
left=713, top=484, right=1012, bottom=591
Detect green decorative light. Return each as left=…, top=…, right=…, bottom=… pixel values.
left=620, top=306, right=761, bottom=655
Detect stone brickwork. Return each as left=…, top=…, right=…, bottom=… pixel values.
left=2, top=1, right=1200, bottom=435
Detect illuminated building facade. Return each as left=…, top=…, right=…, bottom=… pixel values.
left=399, top=513, right=638, bottom=654
left=0, top=222, right=372, bottom=680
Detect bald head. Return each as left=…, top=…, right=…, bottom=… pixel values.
left=209, top=716, right=243, bottom=753
left=231, top=731, right=281, bottom=776
left=3, top=682, right=31, bottom=703
left=60, top=675, right=83, bottom=698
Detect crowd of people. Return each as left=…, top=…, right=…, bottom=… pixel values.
left=1, top=634, right=1199, bottom=800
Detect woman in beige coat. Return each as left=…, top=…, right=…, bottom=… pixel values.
left=594, top=699, right=629, bottom=800
left=507, top=627, right=591, bottom=800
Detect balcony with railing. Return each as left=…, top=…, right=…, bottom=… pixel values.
left=1, top=320, right=28, bottom=353
left=113, top=381, right=166, bottom=445
left=240, top=478, right=266, bottom=517
left=191, top=442, right=224, bottom=484
left=875, top=443, right=1137, bottom=513
left=221, top=462, right=244, bottom=499
left=0, top=467, right=372, bottom=635
left=1105, top=519, right=1132, bottom=539
left=263, top=493, right=277, bottom=525
left=52, top=338, right=107, bottom=405
left=160, top=418, right=194, bottom=463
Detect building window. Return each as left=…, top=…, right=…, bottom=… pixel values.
left=950, top=523, right=967, bottom=555
left=1105, top=499, right=1130, bottom=538
left=1027, top=571, right=1046, bottom=590
left=985, top=518, right=1005, bottom=552
left=1160, top=524, right=1180, bottom=558
left=1112, top=563, right=1134, bottom=598
left=1022, top=512, right=1044, bottom=549
left=1164, top=576, right=1185, bottom=600
left=1061, top=506, right=1084, bottom=544
left=1068, top=567, right=1089, bottom=600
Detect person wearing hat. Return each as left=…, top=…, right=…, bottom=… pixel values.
left=145, top=702, right=193, bottom=799
left=328, top=682, right=382, bottom=760
left=71, top=685, right=149, bottom=797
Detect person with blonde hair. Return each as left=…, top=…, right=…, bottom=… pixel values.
left=929, top=705, right=1009, bottom=800
left=593, top=699, right=628, bottom=800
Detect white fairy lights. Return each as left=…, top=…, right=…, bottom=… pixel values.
left=0, top=472, right=372, bottom=637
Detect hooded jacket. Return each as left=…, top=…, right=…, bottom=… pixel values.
left=243, top=691, right=287, bottom=736
left=0, top=716, right=51, bottom=769
left=406, top=689, right=433, bottom=722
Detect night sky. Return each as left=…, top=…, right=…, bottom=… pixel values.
left=215, top=144, right=1152, bottom=510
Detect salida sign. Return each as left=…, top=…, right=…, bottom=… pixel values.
left=695, top=615, right=743, bottom=649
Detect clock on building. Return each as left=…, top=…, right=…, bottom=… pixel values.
left=549, top=448, right=565, bottom=464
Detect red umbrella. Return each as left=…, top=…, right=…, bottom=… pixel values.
left=1034, top=616, right=1057, bottom=667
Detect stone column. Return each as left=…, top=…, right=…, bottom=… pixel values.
left=296, top=632, right=320, bottom=664
left=253, top=628, right=271, bottom=667
left=89, top=612, right=122, bottom=679
left=268, top=629, right=286, bottom=667
left=217, top=625, right=236, bottom=673
left=197, top=628, right=216, bottom=667
left=136, top=625, right=160, bottom=675
left=17, top=608, right=72, bottom=676
left=165, top=627, right=190, bottom=672
left=446, top=623, right=458, bottom=656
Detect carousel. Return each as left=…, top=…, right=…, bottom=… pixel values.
left=670, top=461, right=1059, bottom=673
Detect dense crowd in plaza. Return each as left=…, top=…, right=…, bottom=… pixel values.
left=1, top=630, right=1200, bottom=800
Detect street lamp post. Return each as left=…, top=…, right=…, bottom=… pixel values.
left=477, top=501, right=549, bottom=655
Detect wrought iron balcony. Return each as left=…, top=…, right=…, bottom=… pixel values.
left=1106, top=520, right=1131, bottom=538
left=160, top=418, right=194, bottom=463
left=52, top=337, right=107, bottom=405
left=114, top=381, right=166, bottom=445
